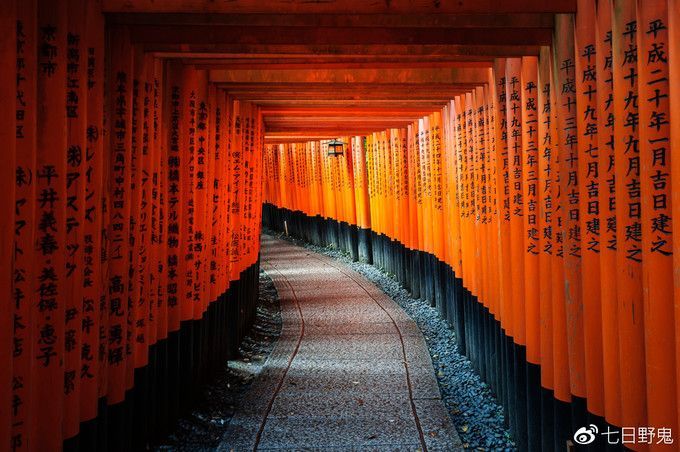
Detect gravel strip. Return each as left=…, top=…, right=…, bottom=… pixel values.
left=266, top=229, right=516, bottom=451
left=156, top=270, right=281, bottom=451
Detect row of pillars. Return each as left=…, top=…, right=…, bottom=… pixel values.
left=0, top=1, right=265, bottom=450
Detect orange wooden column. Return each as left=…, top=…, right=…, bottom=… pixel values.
left=228, top=99, right=243, bottom=281
left=441, top=105, right=452, bottom=270
left=493, top=59, right=512, bottom=338
left=209, top=85, right=223, bottom=300
left=242, top=103, right=258, bottom=267
left=612, top=0, right=647, bottom=431
left=205, top=84, right=216, bottom=302
left=353, top=137, right=371, bottom=232
left=485, top=79, right=500, bottom=321
left=505, top=58, right=525, bottom=345
left=637, top=0, right=677, bottom=437
left=164, top=60, right=184, bottom=341
left=276, top=144, right=287, bottom=213
left=315, top=141, right=326, bottom=219
left=595, top=0, right=621, bottom=427
left=670, top=0, right=680, bottom=438
left=575, top=0, right=605, bottom=420
left=407, top=125, right=419, bottom=255
left=223, top=94, right=235, bottom=285
left=344, top=136, right=358, bottom=229
left=444, top=101, right=460, bottom=279
left=81, top=0, right=105, bottom=426
left=252, top=108, right=265, bottom=257
left=148, top=58, right=165, bottom=364
left=241, top=102, right=252, bottom=269
left=389, top=130, right=400, bottom=245
left=0, top=0, right=16, bottom=443
left=372, top=133, right=382, bottom=243
left=218, top=90, right=231, bottom=294
left=306, top=142, right=316, bottom=218
left=462, top=99, right=473, bottom=298
left=431, top=113, right=445, bottom=268
left=549, top=29, right=571, bottom=412
left=398, top=130, right=409, bottom=250
left=453, top=105, right=465, bottom=282
left=418, top=119, right=433, bottom=263
left=179, top=66, right=198, bottom=320
left=11, top=1, right=34, bottom=449
left=554, top=13, right=587, bottom=410
left=471, top=88, right=484, bottom=304
left=306, top=142, right=315, bottom=217
left=308, top=142, right=317, bottom=218
left=192, top=69, right=209, bottom=318
left=521, top=56, right=540, bottom=368
left=63, top=0, right=89, bottom=438
left=126, top=49, right=143, bottom=391
left=132, top=54, right=154, bottom=372
left=33, top=1, right=68, bottom=448
left=462, top=95, right=474, bottom=300
left=537, top=46, right=555, bottom=399
left=453, top=98, right=466, bottom=288
left=106, top=23, right=134, bottom=409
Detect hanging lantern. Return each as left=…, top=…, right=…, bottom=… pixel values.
left=327, top=138, right=345, bottom=157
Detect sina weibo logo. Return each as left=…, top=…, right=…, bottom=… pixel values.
left=573, top=424, right=599, bottom=445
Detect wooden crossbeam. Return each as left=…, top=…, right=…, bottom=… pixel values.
left=107, top=12, right=555, bottom=28
left=147, top=44, right=542, bottom=57
left=252, top=100, right=451, bottom=108
left=209, top=68, right=490, bottom=84
left=260, top=107, right=438, bottom=116
left=194, top=60, right=493, bottom=70
left=103, top=0, right=576, bottom=14
left=129, top=25, right=552, bottom=46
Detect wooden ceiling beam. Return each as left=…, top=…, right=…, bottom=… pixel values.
left=227, top=97, right=465, bottom=103
left=264, top=131, right=409, bottom=143
left=107, top=13, right=554, bottom=28
left=103, top=0, right=576, bottom=14
left=186, top=54, right=494, bottom=61
left=252, top=100, right=450, bottom=108
left=215, top=82, right=478, bottom=89
left=209, top=67, right=490, bottom=84
left=146, top=44, right=542, bottom=57
left=129, top=25, right=552, bottom=46
left=269, top=123, right=417, bottom=131
left=187, top=55, right=495, bottom=68
left=260, top=107, right=437, bottom=116
left=194, top=61, right=492, bottom=70
left=265, top=118, right=423, bottom=126
left=224, top=93, right=468, bottom=101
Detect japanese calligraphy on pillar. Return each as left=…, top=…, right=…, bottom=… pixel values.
left=181, top=73, right=196, bottom=317
left=637, top=0, right=677, bottom=432
left=521, top=57, right=539, bottom=362
left=595, top=0, right=621, bottom=426
left=12, top=4, right=35, bottom=449
left=81, top=0, right=104, bottom=422
left=165, top=65, right=182, bottom=334
left=106, top=27, right=133, bottom=405
left=612, top=0, right=646, bottom=428
left=554, top=13, right=586, bottom=399
left=537, top=46, right=555, bottom=394
left=64, top=4, right=88, bottom=435
left=193, top=75, right=208, bottom=311
left=34, top=2, right=67, bottom=447
left=575, top=0, right=604, bottom=419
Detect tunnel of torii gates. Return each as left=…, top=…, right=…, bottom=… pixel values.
left=3, top=0, right=680, bottom=450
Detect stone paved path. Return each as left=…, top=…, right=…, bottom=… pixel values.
left=219, top=235, right=462, bottom=451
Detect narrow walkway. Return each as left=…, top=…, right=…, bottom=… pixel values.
left=220, top=235, right=461, bottom=451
